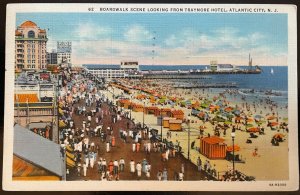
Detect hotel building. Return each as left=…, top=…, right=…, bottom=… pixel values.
left=15, top=21, right=48, bottom=71
left=83, top=61, right=141, bottom=79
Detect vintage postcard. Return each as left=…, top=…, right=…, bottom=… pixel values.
left=3, top=3, right=298, bottom=191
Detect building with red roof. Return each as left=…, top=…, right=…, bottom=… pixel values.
left=15, top=21, right=48, bottom=71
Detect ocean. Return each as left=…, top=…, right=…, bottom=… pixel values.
left=140, top=65, right=288, bottom=105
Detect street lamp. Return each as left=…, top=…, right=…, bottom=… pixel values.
left=130, top=95, right=132, bottom=120
left=160, top=108, right=163, bottom=142
left=187, top=116, right=191, bottom=161
left=112, top=87, right=115, bottom=106
left=231, top=132, right=236, bottom=176
left=143, top=100, right=145, bottom=128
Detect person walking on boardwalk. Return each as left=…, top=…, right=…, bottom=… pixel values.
left=119, top=157, right=125, bottom=172
left=77, top=163, right=81, bottom=176
left=132, top=143, right=136, bottom=152
left=142, top=159, right=148, bottom=174
left=83, top=163, right=87, bottom=177
left=136, top=162, right=142, bottom=178
left=84, top=154, right=89, bottom=167
left=130, top=160, right=135, bottom=173
left=108, top=160, right=114, bottom=174
left=162, top=168, right=168, bottom=181
left=178, top=171, right=184, bottom=181
left=113, top=160, right=119, bottom=176
left=157, top=170, right=162, bottom=181
left=111, top=136, right=116, bottom=147
left=101, top=159, right=107, bottom=172
left=197, top=156, right=202, bottom=172
left=106, top=142, right=110, bottom=152
left=146, top=163, right=151, bottom=178
left=89, top=151, right=95, bottom=168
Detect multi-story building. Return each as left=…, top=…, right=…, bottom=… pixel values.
left=83, top=61, right=141, bottom=79
left=57, top=41, right=72, bottom=64
left=47, top=49, right=58, bottom=65
left=46, top=42, right=72, bottom=66
left=15, top=21, right=48, bottom=71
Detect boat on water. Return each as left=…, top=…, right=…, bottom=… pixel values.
left=271, top=68, right=274, bottom=74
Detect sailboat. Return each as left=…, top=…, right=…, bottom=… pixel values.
left=271, top=68, right=274, bottom=74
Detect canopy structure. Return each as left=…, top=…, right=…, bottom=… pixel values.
left=200, top=136, right=227, bottom=159
left=226, top=144, right=240, bottom=152
left=247, top=127, right=259, bottom=133
left=169, top=119, right=183, bottom=131
left=15, top=94, right=39, bottom=103
left=145, top=106, right=159, bottom=115
left=171, top=109, right=185, bottom=120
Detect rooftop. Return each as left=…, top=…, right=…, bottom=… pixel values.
left=20, top=21, right=37, bottom=28
left=83, top=64, right=121, bottom=70
left=202, top=136, right=225, bottom=144
left=14, top=124, right=64, bottom=177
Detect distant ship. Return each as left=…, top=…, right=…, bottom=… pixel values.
left=271, top=68, right=274, bottom=74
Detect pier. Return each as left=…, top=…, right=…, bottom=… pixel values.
left=174, top=82, right=238, bottom=89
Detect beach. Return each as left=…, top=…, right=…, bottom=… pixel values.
left=105, top=77, right=289, bottom=180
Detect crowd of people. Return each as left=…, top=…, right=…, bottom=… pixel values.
left=57, top=68, right=210, bottom=181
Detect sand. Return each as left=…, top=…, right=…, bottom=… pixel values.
left=100, top=78, right=289, bottom=180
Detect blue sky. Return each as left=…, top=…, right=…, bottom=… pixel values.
left=16, top=13, right=287, bottom=65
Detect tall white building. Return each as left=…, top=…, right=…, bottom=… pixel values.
left=57, top=41, right=72, bottom=64
left=15, top=21, right=48, bottom=71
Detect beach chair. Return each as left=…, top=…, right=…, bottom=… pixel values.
left=249, top=133, right=258, bottom=138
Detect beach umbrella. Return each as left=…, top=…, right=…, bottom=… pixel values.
left=224, top=121, right=233, bottom=125
left=224, top=107, right=234, bottom=112
left=227, top=144, right=240, bottom=152
left=247, top=127, right=259, bottom=133
left=216, top=100, right=223, bottom=106
left=201, top=102, right=209, bottom=108
left=246, top=124, right=254, bottom=128
left=235, top=116, right=243, bottom=120
left=270, top=122, right=279, bottom=127
left=273, top=133, right=285, bottom=139
left=267, top=115, right=277, bottom=120
left=233, top=110, right=241, bottom=116
left=254, top=115, right=263, bottom=120
left=247, top=118, right=254, bottom=123
left=255, top=120, right=266, bottom=126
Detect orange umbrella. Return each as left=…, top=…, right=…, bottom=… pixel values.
left=225, top=107, right=233, bottom=112
left=247, top=127, right=259, bottom=132
left=270, top=122, right=279, bottom=126
left=267, top=116, right=277, bottom=120
left=273, top=133, right=285, bottom=139
left=247, top=118, right=254, bottom=123
left=227, top=145, right=240, bottom=152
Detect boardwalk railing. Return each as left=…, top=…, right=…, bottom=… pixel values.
left=14, top=102, right=56, bottom=116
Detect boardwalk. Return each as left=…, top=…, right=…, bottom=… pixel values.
left=61, top=72, right=213, bottom=181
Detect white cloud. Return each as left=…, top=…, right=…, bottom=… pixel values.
left=75, top=23, right=112, bottom=40
left=67, top=24, right=286, bottom=66
left=124, top=25, right=153, bottom=42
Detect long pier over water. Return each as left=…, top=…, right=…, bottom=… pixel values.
left=141, top=69, right=261, bottom=79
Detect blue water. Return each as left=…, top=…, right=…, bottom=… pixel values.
left=140, top=65, right=288, bottom=92
left=139, top=65, right=288, bottom=106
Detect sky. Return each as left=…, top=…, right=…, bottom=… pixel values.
left=16, top=13, right=288, bottom=66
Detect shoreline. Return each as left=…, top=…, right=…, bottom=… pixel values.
left=102, top=78, right=289, bottom=180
